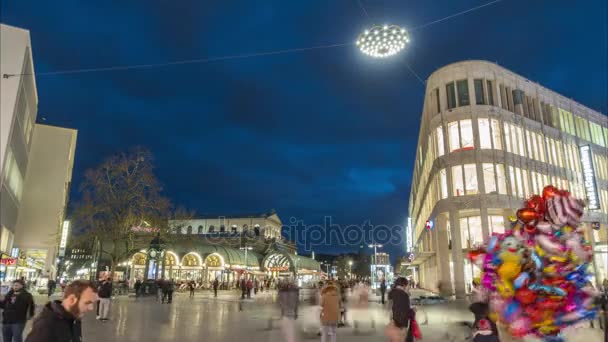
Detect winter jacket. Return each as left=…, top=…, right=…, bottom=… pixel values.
left=25, top=301, right=82, bottom=342
left=98, top=281, right=112, bottom=298
left=389, top=287, right=411, bottom=329
left=320, top=284, right=340, bottom=325
left=0, top=290, right=35, bottom=323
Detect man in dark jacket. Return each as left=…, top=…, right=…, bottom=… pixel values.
left=380, top=279, right=387, bottom=305
left=0, top=279, right=35, bottom=342
left=25, top=280, right=98, bottom=342
left=97, top=278, right=112, bottom=321
left=212, top=278, right=219, bottom=297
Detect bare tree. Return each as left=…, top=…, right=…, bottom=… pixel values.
left=72, top=148, right=182, bottom=276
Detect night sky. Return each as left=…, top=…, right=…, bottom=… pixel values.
left=1, top=1, right=606, bottom=259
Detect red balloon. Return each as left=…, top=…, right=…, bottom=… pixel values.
left=542, top=185, right=559, bottom=200
left=524, top=224, right=537, bottom=234
left=516, top=288, right=537, bottom=305
left=517, top=208, right=540, bottom=224
left=526, top=195, right=546, bottom=214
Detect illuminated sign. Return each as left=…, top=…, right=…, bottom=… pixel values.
left=269, top=266, right=289, bottom=272
left=579, top=145, right=600, bottom=210
left=406, top=218, right=413, bottom=251
left=131, top=226, right=160, bottom=233
left=0, top=258, right=16, bottom=265
left=425, top=219, right=434, bottom=230
left=59, top=220, right=70, bottom=257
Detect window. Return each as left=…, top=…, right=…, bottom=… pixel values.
left=446, top=83, right=456, bottom=109
left=489, top=216, right=504, bottom=234
left=456, top=79, right=470, bottom=106
left=460, top=120, right=474, bottom=150
left=575, top=116, right=590, bottom=141
left=452, top=165, right=464, bottom=196
left=521, top=169, right=530, bottom=197
left=464, top=164, right=478, bottom=195
left=0, top=227, right=14, bottom=253
left=474, top=79, right=485, bottom=105
left=440, top=169, right=448, bottom=199
left=448, top=122, right=460, bottom=152
left=436, top=127, right=444, bottom=156
left=513, top=89, right=524, bottom=106
left=486, top=80, right=494, bottom=106
left=460, top=216, right=483, bottom=249
left=478, top=119, right=492, bottom=149
left=483, top=163, right=497, bottom=193
left=198, top=225, right=204, bottom=234
left=187, top=226, right=192, bottom=234
left=490, top=119, right=502, bottom=150
left=499, top=84, right=507, bottom=110
left=2, top=147, right=24, bottom=202
left=434, top=88, right=441, bottom=114
left=496, top=164, right=507, bottom=194
left=231, top=225, right=237, bottom=233
left=220, top=225, right=225, bottom=233
left=590, top=122, right=605, bottom=147
left=208, top=225, right=215, bottom=233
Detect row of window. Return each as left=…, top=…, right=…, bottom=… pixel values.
left=433, top=78, right=608, bottom=147
left=2, top=147, right=24, bottom=202
left=180, top=224, right=262, bottom=235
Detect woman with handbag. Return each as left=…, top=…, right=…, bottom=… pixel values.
left=385, top=277, right=415, bottom=342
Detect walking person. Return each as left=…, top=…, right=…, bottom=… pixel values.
left=0, top=279, right=35, bottom=342
left=213, top=278, right=219, bottom=297
left=240, top=278, right=247, bottom=299
left=320, top=281, right=340, bottom=342
left=97, top=277, right=112, bottom=321
left=246, top=278, right=253, bottom=299
left=385, top=277, right=412, bottom=342
left=188, top=280, right=195, bottom=298
left=278, top=280, right=299, bottom=342
left=380, top=278, right=387, bottom=305
left=134, top=279, right=142, bottom=298
left=25, top=280, right=98, bottom=342
left=254, top=278, right=259, bottom=295
left=163, top=279, right=174, bottom=304
left=47, top=279, right=56, bottom=298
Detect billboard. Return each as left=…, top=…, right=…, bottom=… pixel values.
left=579, top=145, right=600, bottom=210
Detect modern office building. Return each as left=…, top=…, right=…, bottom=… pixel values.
left=0, top=24, right=38, bottom=266
left=406, top=60, right=607, bottom=298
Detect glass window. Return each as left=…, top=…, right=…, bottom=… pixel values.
left=496, top=164, right=507, bottom=194
left=2, top=147, right=24, bottom=202
left=435, top=88, right=441, bottom=114
left=198, top=225, right=204, bottom=234
left=460, top=120, right=474, bottom=150
left=446, top=83, right=456, bottom=109
left=522, top=169, right=530, bottom=197
left=468, top=216, right=483, bottom=246
left=474, top=79, right=485, bottom=105
left=515, top=167, right=523, bottom=197
left=478, top=119, right=492, bottom=149
left=536, top=134, right=546, bottom=162
left=491, top=119, right=502, bottom=150
left=208, top=225, right=215, bottom=233
left=457, top=79, right=470, bottom=106
left=486, top=80, right=495, bottom=106
left=513, top=89, right=524, bottom=105
left=448, top=122, right=460, bottom=152
left=483, top=163, right=497, bottom=193
left=460, top=217, right=471, bottom=249
left=499, top=84, right=507, bottom=110
left=504, top=124, right=512, bottom=153
left=437, top=127, right=444, bottom=156
left=489, top=216, right=505, bottom=234
left=440, top=169, right=448, bottom=199
left=464, top=164, right=478, bottom=195
left=452, top=165, right=464, bottom=196
left=509, top=166, right=517, bottom=196
left=589, top=122, right=605, bottom=147
left=516, top=126, right=525, bottom=156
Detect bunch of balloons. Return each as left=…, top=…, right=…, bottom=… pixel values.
left=469, top=185, right=600, bottom=339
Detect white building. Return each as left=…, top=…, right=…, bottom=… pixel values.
left=1, top=24, right=78, bottom=281
left=407, top=60, right=608, bottom=298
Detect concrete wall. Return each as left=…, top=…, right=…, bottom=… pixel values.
left=14, top=124, right=77, bottom=276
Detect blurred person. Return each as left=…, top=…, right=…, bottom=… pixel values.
left=254, top=278, right=259, bottom=295
left=162, top=279, right=174, bottom=304
left=134, top=279, right=142, bottom=298
left=0, top=279, right=35, bottom=342
left=338, top=280, right=348, bottom=327
left=472, top=318, right=499, bottom=342
left=97, top=277, right=112, bottom=321
left=212, top=278, right=219, bottom=297
left=240, top=278, right=247, bottom=299
left=25, top=280, right=98, bottom=342
left=278, top=280, right=299, bottom=342
left=320, top=281, right=340, bottom=342
left=247, top=278, right=253, bottom=298
left=188, top=280, right=195, bottom=298
left=385, top=277, right=411, bottom=342
left=380, top=279, right=387, bottom=305
left=47, top=279, right=56, bottom=298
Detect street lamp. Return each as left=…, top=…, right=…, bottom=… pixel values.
left=239, top=246, right=253, bottom=273
left=357, top=24, right=410, bottom=58
left=348, top=260, right=353, bottom=279
left=368, top=244, right=383, bottom=288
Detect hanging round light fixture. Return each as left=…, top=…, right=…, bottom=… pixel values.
left=356, top=24, right=410, bottom=58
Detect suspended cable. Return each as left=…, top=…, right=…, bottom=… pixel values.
left=357, top=0, right=370, bottom=19
left=410, top=0, right=504, bottom=31
left=403, top=59, right=426, bottom=86
left=3, top=42, right=353, bottom=78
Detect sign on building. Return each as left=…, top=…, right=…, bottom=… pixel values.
left=579, top=145, right=600, bottom=210
left=59, top=220, right=70, bottom=257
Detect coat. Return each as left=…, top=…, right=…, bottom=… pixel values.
left=0, top=289, right=35, bottom=323
left=25, top=301, right=82, bottom=342
left=320, top=284, right=340, bottom=325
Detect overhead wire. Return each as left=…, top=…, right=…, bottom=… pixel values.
left=2, top=0, right=505, bottom=78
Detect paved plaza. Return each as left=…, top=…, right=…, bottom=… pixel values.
left=6, top=289, right=604, bottom=342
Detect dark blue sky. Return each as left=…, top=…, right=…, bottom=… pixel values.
left=2, top=0, right=606, bottom=258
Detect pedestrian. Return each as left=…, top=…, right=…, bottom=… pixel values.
left=278, top=280, right=299, bottom=342
left=0, top=279, right=35, bottom=342
left=162, top=279, right=174, bottom=304
left=380, top=278, right=387, bottom=305
left=213, top=278, right=219, bottom=297
left=134, top=279, right=142, bottom=298
left=254, top=278, right=259, bottom=295
left=385, top=277, right=411, bottom=342
left=25, top=280, right=98, bottom=342
left=188, top=280, right=195, bottom=298
left=247, top=278, right=253, bottom=298
left=97, top=277, right=112, bottom=321
left=240, top=278, right=247, bottom=299
left=47, top=279, right=56, bottom=298
left=320, top=281, right=340, bottom=342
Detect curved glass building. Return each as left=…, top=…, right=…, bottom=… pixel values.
left=407, top=60, right=608, bottom=298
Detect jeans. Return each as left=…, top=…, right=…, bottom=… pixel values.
left=162, top=291, right=173, bottom=303
left=99, top=298, right=111, bottom=319
left=2, top=322, right=26, bottom=342
left=321, top=325, right=337, bottom=342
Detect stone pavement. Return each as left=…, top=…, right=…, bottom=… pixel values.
left=5, top=290, right=604, bottom=341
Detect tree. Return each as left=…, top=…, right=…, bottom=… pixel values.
left=72, top=148, right=181, bottom=276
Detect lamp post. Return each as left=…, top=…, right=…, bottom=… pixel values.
left=348, top=260, right=353, bottom=280
left=368, top=243, right=383, bottom=289
left=239, top=246, right=253, bottom=278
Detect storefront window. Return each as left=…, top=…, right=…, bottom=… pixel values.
left=452, top=165, right=464, bottom=196
left=460, top=120, right=474, bottom=149
left=479, top=119, right=492, bottom=149
left=460, top=216, right=483, bottom=249
left=464, top=164, right=478, bottom=195
left=449, top=122, right=460, bottom=152
left=491, top=119, right=502, bottom=149
left=496, top=164, right=507, bottom=194
left=483, top=163, right=496, bottom=193
left=437, top=127, right=444, bottom=156
left=489, top=215, right=505, bottom=234
left=440, top=169, right=448, bottom=199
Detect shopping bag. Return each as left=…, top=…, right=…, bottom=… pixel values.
left=411, top=317, right=422, bottom=339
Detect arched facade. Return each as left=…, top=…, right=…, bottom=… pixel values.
left=407, top=60, right=608, bottom=298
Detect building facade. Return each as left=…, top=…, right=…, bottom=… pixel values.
left=406, top=60, right=608, bottom=298
left=0, top=24, right=38, bottom=262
